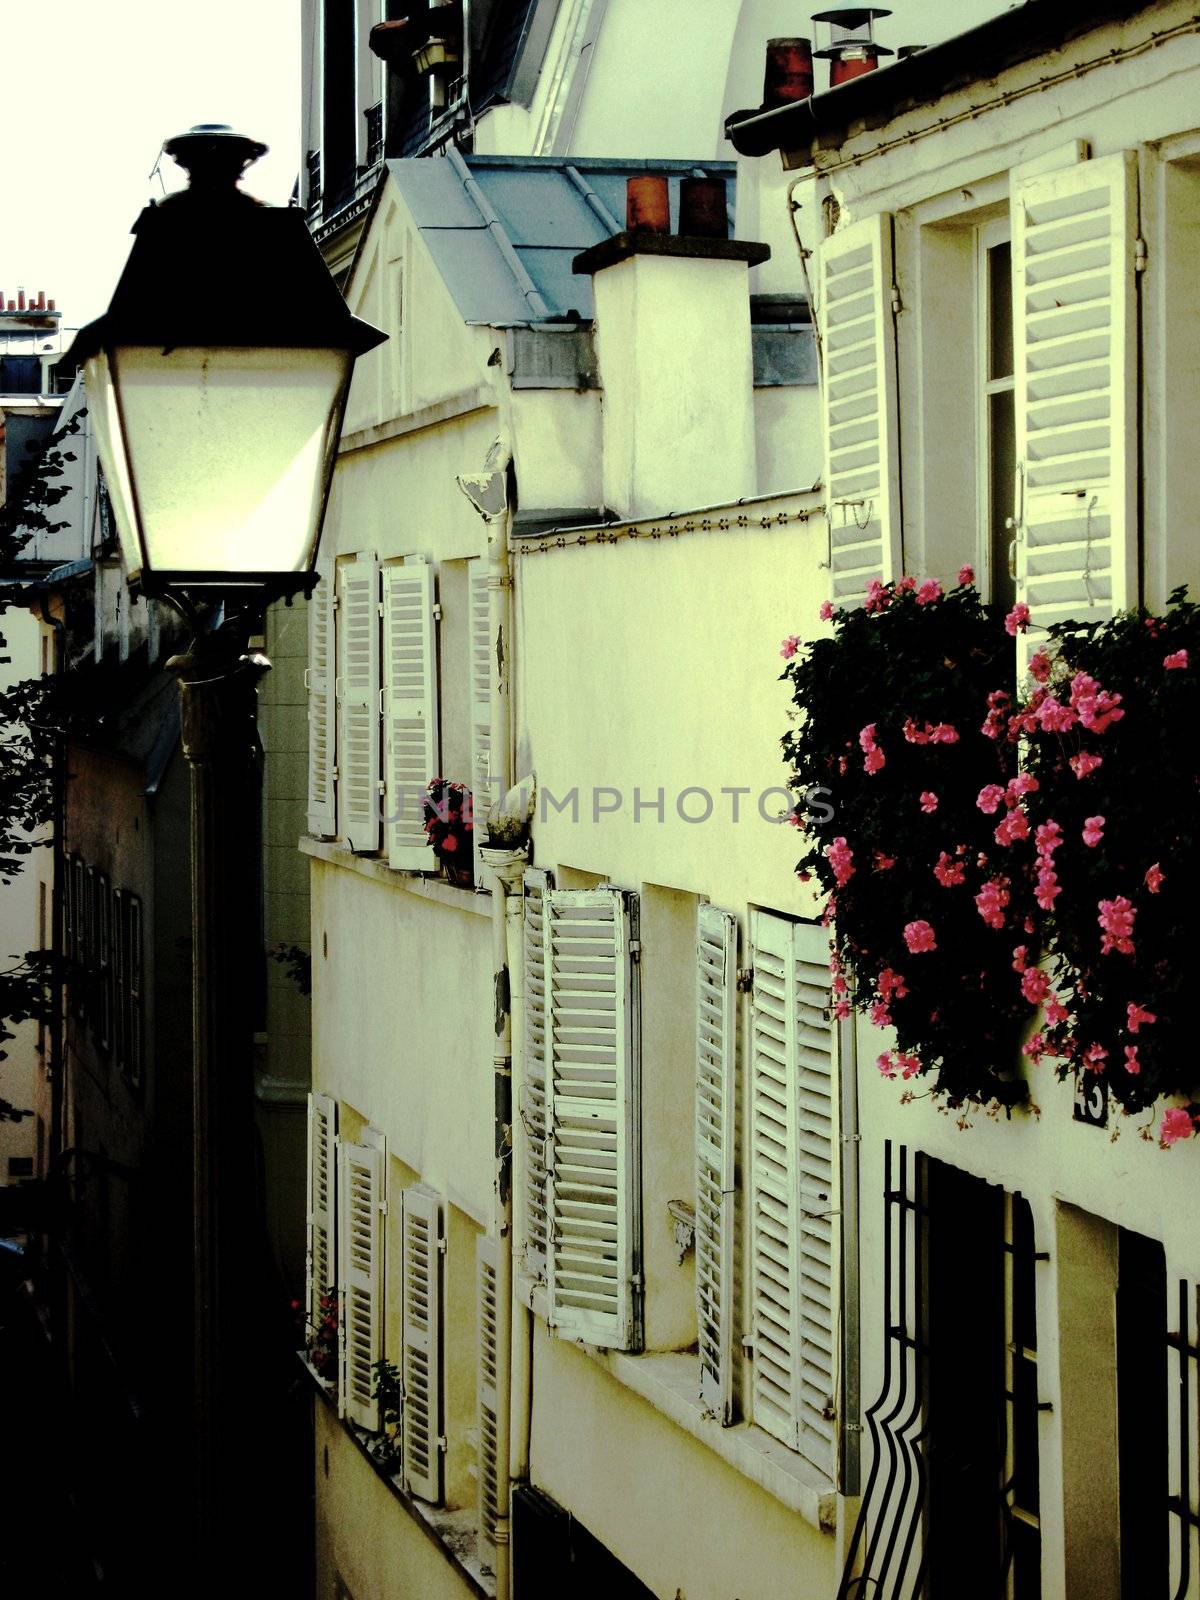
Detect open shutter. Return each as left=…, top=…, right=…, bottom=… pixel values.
left=97, top=873, right=112, bottom=1052
left=476, top=1233, right=502, bottom=1574
left=111, top=887, right=126, bottom=1072
left=306, top=1091, right=338, bottom=1322
left=382, top=560, right=440, bottom=869
left=338, top=553, right=381, bottom=852
left=695, top=903, right=738, bottom=1424
left=750, top=912, right=840, bottom=1478
left=402, top=1183, right=444, bottom=1502
left=544, top=887, right=642, bottom=1351
left=338, top=1136, right=384, bottom=1429
left=522, top=867, right=554, bottom=1284
left=307, top=570, right=337, bottom=837
left=127, top=895, right=143, bottom=1088
left=818, top=211, right=902, bottom=607
left=1011, top=151, right=1139, bottom=654
left=469, top=562, right=502, bottom=881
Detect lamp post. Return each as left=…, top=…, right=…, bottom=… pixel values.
left=72, top=124, right=384, bottom=1566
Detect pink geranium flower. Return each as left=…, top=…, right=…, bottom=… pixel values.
left=819, top=600, right=834, bottom=622
left=933, top=852, right=966, bottom=888
left=1145, top=863, right=1165, bottom=894
left=995, top=811, right=1030, bottom=846
left=976, top=784, right=1005, bottom=815
left=864, top=747, right=886, bottom=774
left=1035, top=820, right=1063, bottom=856
left=975, top=879, right=1010, bottom=930
left=869, top=1000, right=892, bottom=1028
left=780, top=635, right=801, bottom=660
left=874, top=852, right=897, bottom=871
left=1005, top=603, right=1031, bottom=636
left=1028, top=650, right=1052, bottom=682
left=1045, top=996, right=1069, bottom=1026
left=1082, top=1042, right=1108, bottom=1072
left=915, top=579, right=943, bottom=605
left=1021, top=968, right=1050, bottom=1006
left=1098, top=895, right=1136, bottom=955
left=1127, top=1002, right=1157, bottom=1033
left=929, top=723, right=959, bottom=744
left=865, top=578, right=889, bottom=613
left=1165, top=649, right=1188, bottom=670
left=1160, top=1107, right=1196, bottom=1148
left=1012, top=945, right=1028, bottom=973
left=958, top=564, right=975, bottom=585
left=859, top=723, right=878, bottom=751
left=1036, top=696, right=1077, bottom=733
left=879, top=968, right=908, bottom=1001
left=1124, top=1046, right=1141, bottom=1075
left=1035, top=866, right=1061, bottom=910
left=1082, top=815, right=1105, bottom=848
left=1070, top=752, right=1103, bottom=779
left=904, top=920, right=937, bottom=954
left=919, top=791, right=939, bottom=814
left=825, top=837, right=855, bottom=888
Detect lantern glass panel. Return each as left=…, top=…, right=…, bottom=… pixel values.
left=88, top=344, right=350, bottom=582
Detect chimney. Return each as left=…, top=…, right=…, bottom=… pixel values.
left=763, top=38, right=814, bottom=108
left=573, top=177, right=769, bottom=521
left=813, top=7, right=894, bottom=89
left=47, top=298, right=56, bottom=312
left=17, top=289, right=26, bottom=310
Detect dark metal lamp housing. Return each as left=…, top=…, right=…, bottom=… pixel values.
left=70, top=124, right=386, bottom=605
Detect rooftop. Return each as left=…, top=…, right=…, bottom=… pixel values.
left=383, top=152, right=737, bottom=326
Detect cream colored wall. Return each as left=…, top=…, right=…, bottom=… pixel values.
left=531, top=1327, right=835, bottom=1600
left=508, top=390, right=602, bottom=514
left=311, top=865, right=494, bottom=1228
left=515, top=498, right=825, bottom=918
left=315, top=1403, right=481, bottom=1600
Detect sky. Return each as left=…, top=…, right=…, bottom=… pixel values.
left=0, top=0, right=1012, bottom=336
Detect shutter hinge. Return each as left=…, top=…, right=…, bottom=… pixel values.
left=332, top=594, right=340, bottom=611
left=437, top=1434, right=448, bottom=1454
left=736, top=967, right=754, bottom=993
left=432, top=603, right=443, bottom=622
left=629, top=939, right=641, bottom=962
left=844, top=1420, right=863, bottom=1433
left=377, top=780, right=387, bottom=796
left=890, top=284, right=903, bottom=316
left=1135, top=237, right=1149, bottom=274
left=741, top=1335, right=754, bottom=1355
left=379, top=1199, right=389, bottom=1215
left=331, top=765, right=340, bottom=780
left=629, top=1272, right=644, bottom=1289
left=377, top=601, right=384, bottom=618
left=437, top=1237, right=448, bottom=1255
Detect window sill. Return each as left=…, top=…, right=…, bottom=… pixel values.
left=299, top=1353, right=496, bottom=1598
left=300, top=837, right=492, bottom=917
left=516, top=1278, right=836, bottom=1531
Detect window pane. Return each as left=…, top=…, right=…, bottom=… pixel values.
left=989, top=388, right=1017, bottom=613
left=989, top=241, right=1014, bottom=381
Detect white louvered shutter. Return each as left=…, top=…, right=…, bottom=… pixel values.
left=544, top=887, right=642, bottom=1351
left=818, top=212, right=902, bottom=607
left=749, top=912, right=840, bottom=1479
left=338, top=553, right=381, bottom=852
left=522, top=868, right=554, bottom=1284
left=306, top=1092, right=338, bottom=1324
left=307, top=571, right=337, bottom=837
left=338, top=1136, right=384, bottom=1429
left=402, top=1183, right=444, bottom=1502
left=1011, top=151, right=1139, bottom=655
left=382, top=560, right=440, bottom=869
left=695, top=904, right=738, bottom=1424
left=469, top=562, right=503, bottom=880
left=476, top=1233, right=501, bottom=1574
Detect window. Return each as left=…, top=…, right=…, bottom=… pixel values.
left=315, top=1100, right=448, bottom=1505
left=978, top=219, right=1016, bottom=613
left=309, top=550, right=492, bottom=886
left=7, top=1156, right=34, bottom=1181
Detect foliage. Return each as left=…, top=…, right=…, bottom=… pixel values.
left=0, top=407, right=82, bottom=561
left=269, top=942, right=312, bottom=997
left=781, top=573, right=1031, bottom=1111
left=1015, top=589, right=1200, bottom=1145
left=369, top=1358, right=403, bottom=1468
left=422, top=779, right=474, bottom=878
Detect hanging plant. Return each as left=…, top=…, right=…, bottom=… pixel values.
left=781, top=572, right=1032, bottom=1111
left=1013, top=588, right=1200, bottom=1146
left=423, top=778, right=474, bottom=884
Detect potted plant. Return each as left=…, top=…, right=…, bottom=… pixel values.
left=423, top=778, right=474, bottom=885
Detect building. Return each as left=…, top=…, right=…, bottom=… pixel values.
left=295, top=3, right=869, bottom=1596
left=726, top=0, right=1200, bottom=1593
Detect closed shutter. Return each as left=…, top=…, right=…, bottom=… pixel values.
left=544, top=887, right=642, bottom=1351
left=97, top=873, right=111, bottom=1051
left=522, top=867, right=554, bottom=1284
left=1011, top=151, right=1139, bottom=651
left=749, top=911, right=840, bottom=1479
left=338, top=1135, right=384, bottom=1430
left=112, top=887, right=126, bottom=1072
left=307, top=570, right=337, bottom=837
left=402, top=1183, right=444, bottom=1502
left=469, top=561, right=501, bottom=880
left=476, top=1233, right=502, bottom=1574
left=695, top=903, right=738, bottom=1424
left=382, top=560, right=440, bottom=869
left=817, top=212, right=902, bottom=607
left=306, top=1091, right=338, bottom=1322
left=338, top=553, right=381, bottom=853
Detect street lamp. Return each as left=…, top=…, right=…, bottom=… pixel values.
left=71, top=125, right=384, bottom=1573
